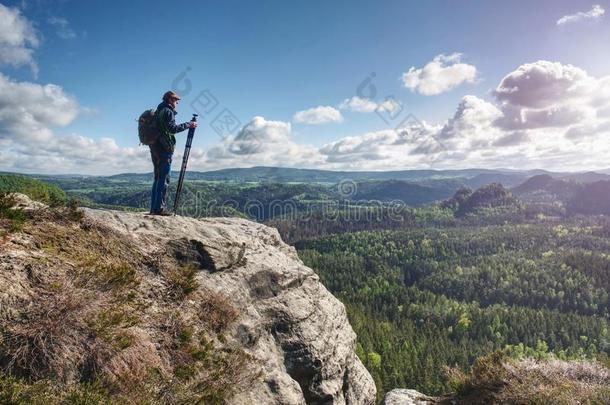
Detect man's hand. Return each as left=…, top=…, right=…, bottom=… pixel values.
left=188, top=121, right=198, bottom=129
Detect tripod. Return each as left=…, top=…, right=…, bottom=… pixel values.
left=173, top=114, right=198, bottom=215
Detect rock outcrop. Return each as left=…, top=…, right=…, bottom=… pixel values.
left=0, top=198, right=376, bottom=404
left=382, top=389, right=437, bottom=404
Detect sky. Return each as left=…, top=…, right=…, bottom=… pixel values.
left=1, top=0, right=610, bottom=175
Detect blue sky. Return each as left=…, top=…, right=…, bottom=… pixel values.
left=1, top=0, right=610, bottom=174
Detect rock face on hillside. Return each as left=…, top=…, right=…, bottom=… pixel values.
left=382, top=389, right=437, bottom=404
left=0, top=197, right=376, bottom=404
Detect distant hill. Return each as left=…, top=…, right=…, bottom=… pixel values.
left=6, top=168, right=610, bottom=218
left=512, top=175, right=579, bottom=207
left=596, top=168, right=610, bottom=175
left=7, top=166, right=606, bottom=186
left=453, top=183, right=520, bottom=217
left=512, top=175, right=610, bottom=216
left=180, top=166, right=506, bottom=183
left=512, top=174, right=555, bottom=194
left=351, top=180, right=457, bottom=206
left=465, top=173, right=530, bottom=189
left=106, top=172, right=152, bottom=182
left=560, top=171, right=610, bottom=183
left=566, top=180, right=610, bottom=215
left=37, top=166, right=562, bottom=184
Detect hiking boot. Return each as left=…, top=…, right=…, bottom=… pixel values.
left=149, top=209, right=172, bottom=216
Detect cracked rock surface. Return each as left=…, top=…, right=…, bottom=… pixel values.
left=81, top=208, right=377, bottom=404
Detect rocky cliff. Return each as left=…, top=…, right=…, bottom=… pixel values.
left=0, top=195, right=376, bottom=404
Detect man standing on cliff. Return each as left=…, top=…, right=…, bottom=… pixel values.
left=149, top=91, right=198, bottom=216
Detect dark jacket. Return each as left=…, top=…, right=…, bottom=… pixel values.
left=155, top=102, right=190, bottom=153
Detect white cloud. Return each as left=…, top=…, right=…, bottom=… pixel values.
left=377, top=98, right=401, bottom=113
left=493, top=61, right=598, bottom=131
left=401, top=53, right=477, bottom=96
left=316, top=61, right=610, bottom=171
left=493, top=61, right=593, bottom=108
left=338, top=96, right=400, bottom=113
left=0, top=3, right=39, bottom=75
left=3, top=139, right=150, bottom=175
left=0, top=73, right=79, bottom=142
left=319, top=130, right=403, bottom=162
left=422, top=60, right=610, bottom=169
left=497, top=104, right=594, bottom=130
left=204, top=116, right=323, bottom=169
left=0, top=73, right=152, bottom=175
left=557, top=4, right=605, bottom=26
left=438, top=95, right=502, bottom=143
left=293, top=105, right=343, bottom=124
left=318, top=121, right=445, bottom=169
left=564, top=120, right=610, bottom=140
left=47, top=16, right=77, bottom=40
left=493, top=131, right=531, bottom=147
left=338, top=97, right=376, bottom=113
left=213, top=116, right=292, bottom=157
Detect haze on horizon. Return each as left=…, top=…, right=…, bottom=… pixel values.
left=0, top=0, right=610, bottom=175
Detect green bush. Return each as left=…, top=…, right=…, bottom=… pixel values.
left=0, top=194, right=29, bottom=232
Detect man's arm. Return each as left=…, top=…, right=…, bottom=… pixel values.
left=160, top=108, right=190, bottom=134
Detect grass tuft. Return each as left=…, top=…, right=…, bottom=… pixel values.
left=166, top=264, right=199, bottom=299
left=0, top=289, right=89, bottom=382
left=197, top=288, right=240, bottom=334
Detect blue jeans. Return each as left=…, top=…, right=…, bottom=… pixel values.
left=150, top=145, right=173, bottom=213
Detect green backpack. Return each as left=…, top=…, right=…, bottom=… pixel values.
left=138, top=109, right=160, bottom=145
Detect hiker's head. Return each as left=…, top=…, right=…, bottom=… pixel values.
left=162, top=91, right=181, bottom=109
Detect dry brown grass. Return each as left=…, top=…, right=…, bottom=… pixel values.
left=183, top=344, right=261, bottom=404
left=0, top=203, right=259, bottom=404
left=0, top=285, right=145, bottom=388
left=445, top=351, right=610, bottom=405
left=1, top=288, right=90, bottom=382
left=197, top=288, right=240, bottom=334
